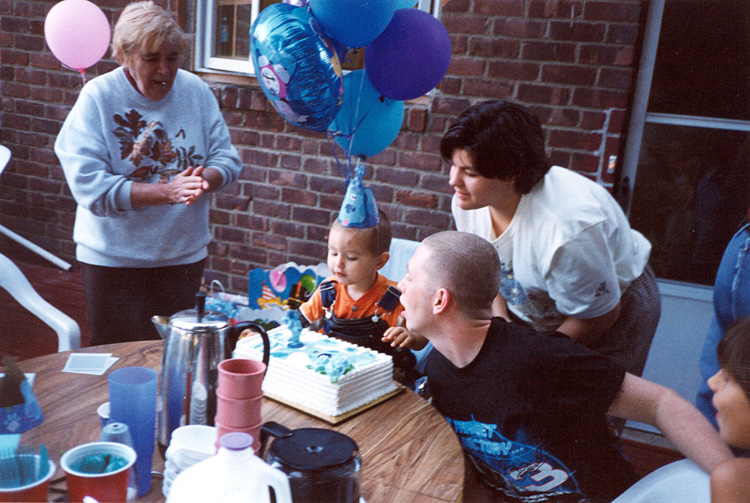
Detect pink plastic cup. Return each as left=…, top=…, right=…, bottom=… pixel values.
left=214, top=419, right=261, bottom=452
left=217, top=358, right=266, bottom=399
left=216, top=390, right=263, bottom=428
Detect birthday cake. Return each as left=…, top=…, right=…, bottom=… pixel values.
left=233, top=325, right=398, bottom=418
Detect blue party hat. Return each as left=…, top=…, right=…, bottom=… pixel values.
left=338, top=161, right=379, bottom=228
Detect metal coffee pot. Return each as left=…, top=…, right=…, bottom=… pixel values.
left=152, top=292, right=270, bottom=451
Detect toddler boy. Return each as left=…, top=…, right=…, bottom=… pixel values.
left=298, top=166, right=426, bottom=381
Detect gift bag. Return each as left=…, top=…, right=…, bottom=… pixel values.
left=247, top=262, right=327, bottom=311
left=0, top=361, right=43, bottom=434
left=244, top=262, right=328, bottom=328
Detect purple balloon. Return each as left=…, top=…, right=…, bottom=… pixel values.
left=364, top=9, right=451, bottom=101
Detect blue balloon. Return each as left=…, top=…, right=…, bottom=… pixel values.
left=309, top=0, right=398, bottom=48
left=329, top=70, right=404, bottom=158
left=365, top=8, right=451, bottom=101
left=395, top=0, right=416, bottom=8
left=250, top=3, right=344, bottom=131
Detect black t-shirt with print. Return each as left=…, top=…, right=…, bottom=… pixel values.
left=425, top=318, right=638, bottom=502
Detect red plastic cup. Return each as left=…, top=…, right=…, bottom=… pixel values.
left=0, top=458, right=55, bottom=502
left=217, top=358, right=265, bottom=400
left=61, top=442, right=136, bottom=503
left=215, top=390, right=263, bottom=428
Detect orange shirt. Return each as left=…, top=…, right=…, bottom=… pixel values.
left=299, top=274, right=403, bottom=328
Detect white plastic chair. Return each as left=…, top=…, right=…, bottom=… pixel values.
left=0, top=145, right=71, bottom=270
left=0, top=250, right=81, bottom=352
left=0, top=145, right=9, bottom=173
left=611, top=459, right=710, bottom=503
left=378, top=237, right=433, bottom=368
left=380, top=237, right=420, bottom=283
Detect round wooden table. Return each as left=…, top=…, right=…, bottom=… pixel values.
left=17, top=341, right=464, bottom=502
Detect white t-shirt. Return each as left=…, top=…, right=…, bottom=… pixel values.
left=452, top=166, right=651, bottom=330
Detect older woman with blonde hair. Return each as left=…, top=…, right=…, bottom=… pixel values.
left=55, top=1, right=242, bottom=345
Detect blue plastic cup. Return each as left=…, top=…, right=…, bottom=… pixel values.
left=108, top=367, right=158, bottom=497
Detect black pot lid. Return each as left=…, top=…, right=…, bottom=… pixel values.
left=269, top=428, right=358, bottom=471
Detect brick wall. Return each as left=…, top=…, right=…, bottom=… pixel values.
left=0, top=0, right=644, bottom=296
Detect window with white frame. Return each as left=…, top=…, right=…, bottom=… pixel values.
left=193, top=0, right=442, bottom=76
left=621, top=0, right=750, bottom=286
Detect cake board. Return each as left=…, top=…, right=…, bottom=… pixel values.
left=264, top=383, right=405, bottom=425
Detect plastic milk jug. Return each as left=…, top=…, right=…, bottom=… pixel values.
left=166, top=432, right=292, bottom=503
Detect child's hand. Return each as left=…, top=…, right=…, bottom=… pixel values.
left=383, top=326, right=428, bottom=350
left=383, top=326, right=409, bottom=348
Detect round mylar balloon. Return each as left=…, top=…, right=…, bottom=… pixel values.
left=250, top=3, right=344, bottom=132
left=365, top=8, right=451, bottom=101
left=308, top=0, right=398, bottom=48
left=44, top=0, right=111, bottom=71
left=330, top=70, right=404, bottom=158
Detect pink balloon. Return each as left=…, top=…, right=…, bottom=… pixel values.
left=44, top=0, right=111, bottom=71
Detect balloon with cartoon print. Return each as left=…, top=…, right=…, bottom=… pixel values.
left=250, top=3, right=344, bottom=131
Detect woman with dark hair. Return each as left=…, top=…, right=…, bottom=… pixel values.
left=440, top=100, right=660, bottom=377
left=708, top=317, right=750, bottom=501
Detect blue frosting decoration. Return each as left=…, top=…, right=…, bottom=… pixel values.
left=247, top=329, right=377, bottom=384
left=338, top=161, right=379, bottom=229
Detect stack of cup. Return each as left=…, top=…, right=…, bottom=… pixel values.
left=108, top=367, right=158, bottom=498
left=215, top=358, right=266, bottom=452
left=162, top=425, right=217, bottom=498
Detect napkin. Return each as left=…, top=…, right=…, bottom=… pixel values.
left=63, top=353, right=118, bottom=375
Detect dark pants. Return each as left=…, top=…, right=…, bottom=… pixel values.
left=81, top=260, right=205, bottom=346
left=591, top=264, right=661, bottom=378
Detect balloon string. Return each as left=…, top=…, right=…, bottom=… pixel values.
left=325, top=131, right=350, bottom=181
left=328, top=74, right=379, bottom=182
left=329, top=103, right=377, bottom=181
left=346, top=74, right=369, bottom=177
left=61, top=64, right=87, bottom=86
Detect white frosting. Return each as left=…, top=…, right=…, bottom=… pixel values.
left=234, top=326, right=396, bottom=417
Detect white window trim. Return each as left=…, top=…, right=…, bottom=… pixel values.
left=194, top=0, right=442, bottom=76
left=194, top=0, right=258, bottom=74
left=621, top=0, right=750, bottom=212
left=620, top=0, right=750, bottom=298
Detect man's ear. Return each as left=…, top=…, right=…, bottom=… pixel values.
left=433, top=287, right=450, bottom=314
left=374, top=251, right=390, bottom=270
